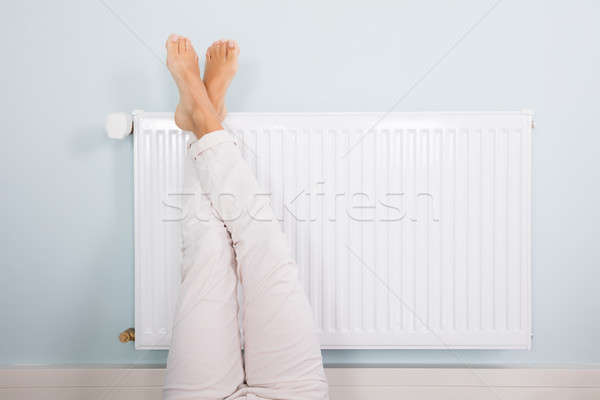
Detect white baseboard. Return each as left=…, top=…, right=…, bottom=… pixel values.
left=1, top=366, right=599, bottom=400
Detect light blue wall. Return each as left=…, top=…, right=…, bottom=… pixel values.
left=1, top=0, right=599, bottom=366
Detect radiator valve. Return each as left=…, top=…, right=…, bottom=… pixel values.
left=106, top=112, right=133, bottom=139
left=119, top=328, right=135, bottom=343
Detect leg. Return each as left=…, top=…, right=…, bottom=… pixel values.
left=164, top=152, right=245, bottom=400
left=199, top=40, right=328, bottom=398
left=168, top=34, right=328, bottom=399
left=164, top=35, right=244, bottom=400
left=189, top=131, right=329, bottom=400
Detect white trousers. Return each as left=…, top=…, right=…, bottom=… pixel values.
left=164, top=130, right=329, bottom=400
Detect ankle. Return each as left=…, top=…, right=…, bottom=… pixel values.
left=191, top=108, right=223, bottom=139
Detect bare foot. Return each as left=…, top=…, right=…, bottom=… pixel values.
left=204, top=40, right=239, bottom=121
left=165, top=34, right=222, bottom=137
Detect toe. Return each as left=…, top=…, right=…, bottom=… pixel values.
left=185, top=38, right=197, bottom=60
left=206, top=44, right=215, bottom=60
left=166, top=34, right=179, bottom=54
left=218, top=42, right=226, bottom=59
left=225, top=40, right=233, bottom=57
left=177, top=37, right=186, bottom=54
left=226, top=40, right=239, bottom=58
left=167, top=34, right=179, bottom=45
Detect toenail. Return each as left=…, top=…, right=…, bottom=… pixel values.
left=169, top=34, right=179, bottom=42
left=227, top=40, right=234, bottom=48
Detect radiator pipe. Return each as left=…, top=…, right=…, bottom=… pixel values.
left=119, top=328, right=135, bottom=343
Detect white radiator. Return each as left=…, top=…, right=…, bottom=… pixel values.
left=128, top=111, right=532, bottom=350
